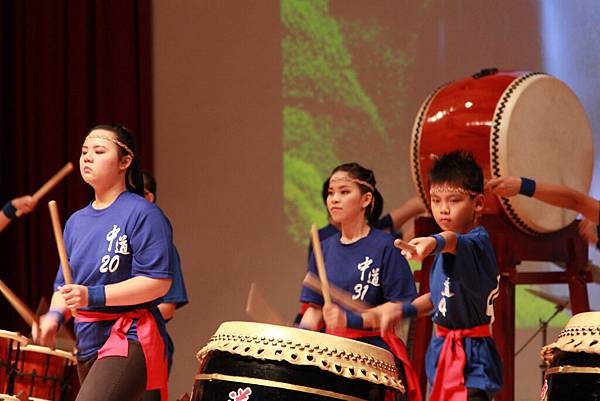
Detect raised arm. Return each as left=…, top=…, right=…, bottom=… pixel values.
left=487, top=176, right=599, bottom=224
left=388, top=196, right=427, bottom=231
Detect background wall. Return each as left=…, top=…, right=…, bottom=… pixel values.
left=152, top=1, right=599, bottom=400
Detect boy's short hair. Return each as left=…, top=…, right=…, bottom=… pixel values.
left=428, top=151, right=484, bottom=194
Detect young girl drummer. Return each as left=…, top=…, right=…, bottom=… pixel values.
left=34, top=125, right=173, bottom=401
left=298, top=162, right=420, bottom=401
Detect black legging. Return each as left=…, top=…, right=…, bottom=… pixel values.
left=76, top=341, right=160, bottom=401
left=468, top=387, right=490, bottom=401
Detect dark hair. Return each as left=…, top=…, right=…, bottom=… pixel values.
left=90, top=124, right=144, bottom=196
left=142, top=171, right=157, bottom=199
left=327, top=162, right=383, bottom=225
left=428, top=151, right=484, bottom=194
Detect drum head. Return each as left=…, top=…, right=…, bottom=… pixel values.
left=0, top=330, right=28, bottom=347
left=0, top=394, right=21, bottom=401
left=492, top=74, right=593, bottom=234
left=19, top=344, right=76, bottom=365
left=198, top=321, right=404, bottom=393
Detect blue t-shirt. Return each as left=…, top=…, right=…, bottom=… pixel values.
left=307, top=215, right=400, bottom=257
left=425, top=225, right=502, bottom=395
left=54, top=191, right=174, bottom=361
left=300, top=228, right=417, bottom=309
left=161, top=243, right=188, bottom=373
left=162, top=245, right=188, bottom=309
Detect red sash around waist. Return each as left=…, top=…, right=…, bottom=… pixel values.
left=328, top=327, right=422, bottom=401
left=429, top=323, right=491, bottom=401
left=75, top=309, right=168, bottom=401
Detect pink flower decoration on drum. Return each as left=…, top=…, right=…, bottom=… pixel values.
left=228, top=387, right=252, bottom=401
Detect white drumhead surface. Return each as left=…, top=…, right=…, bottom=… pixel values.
left=493, top=74, right=593, bottom=233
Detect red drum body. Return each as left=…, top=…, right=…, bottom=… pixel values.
left=411, top=69, right=593, bottom=234
left=13, top=344, right=76, bottom=401
left=0, top=331, right=27, bottom=394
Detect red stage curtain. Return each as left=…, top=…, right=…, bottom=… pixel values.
left=0, top=0, right=153, bottom=333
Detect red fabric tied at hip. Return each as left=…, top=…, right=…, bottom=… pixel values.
left=75, top=309, right=168, bottom=401
left=328, top=327, right=422, bottom=401
left=429, top=323, right=491, bottom=401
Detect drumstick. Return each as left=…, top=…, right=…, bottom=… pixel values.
left=310, top=224, right=332, bottom=305
left=16, top=162, right=74, bottom=217
left=394, top=238, right=417, bottom=254
left=302, top=272, right=369, bottom=313
left=48, top=200, right=77, bottom=316
left=245, top=282, right=285, bottom=326
left=0, top=279, right=37, bottom=326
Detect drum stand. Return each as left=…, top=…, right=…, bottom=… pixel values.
left=410, top=214, right=592, bottom=401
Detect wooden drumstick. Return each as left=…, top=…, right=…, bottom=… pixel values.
left=245, top=282, right=285, bottom=325
left=16, top=162, right=74, bottom=217
left=0, top=279, right=37, bottom=326
left=310, top=224, right=332, bottom=305
left=302, top=272, right=369, bottom=313
left=48, top=200, right=77, bottom=316
left=394, top=238, right=417, bottom=254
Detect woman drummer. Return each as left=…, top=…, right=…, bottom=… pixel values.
left=34, top=125, right=173, bottom=401
left=299, top=162, right=420, bottom=401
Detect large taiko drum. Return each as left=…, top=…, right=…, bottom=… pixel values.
left=0, top=330, right=28, bottom=394
left=192, top=322, right=405, bottom=401
left=540, top=312, right=600, bottom=401
left=411, top=69, right=593, bottom=234
left=12, top=344, right=76, bottom=401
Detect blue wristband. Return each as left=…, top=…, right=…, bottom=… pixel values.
left=431, top=234, right=446, bottom=253
left=2, top=201, right=17, bottom=220
left=402, top=302, right=418, bottom=318
left=519, top=177, right=536, bottom=197
left=87, top=285, right=106, bottom=307
left=46, top=309, right=65, bottom=326
left=345, top=311, right=364, bottom=329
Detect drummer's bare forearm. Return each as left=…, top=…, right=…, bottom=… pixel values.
left=158, top=302, right=177, bottom=320
left=299, top=305, right=323, bottom=331
left=533, top=182, right=599, bottom=224
left=0, top=212, right=10, bottom=232
left=413, top=293, right=434, bottom=315
left=105, top=276, right=172, bottom=306
left=389, top=196, right=426, bottom=229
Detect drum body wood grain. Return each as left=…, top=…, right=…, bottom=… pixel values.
left=0, top=330, right=27, bottom=395
left=13, top=344, right=76, bottom=401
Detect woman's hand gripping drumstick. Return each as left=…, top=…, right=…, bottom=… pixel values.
left=16, top=162, right=74, bottom=218
left=48, top=200, right=78, bottom=317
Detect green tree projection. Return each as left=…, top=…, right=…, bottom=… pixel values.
left=281, top=0, right=569, bottom=327
left=282, top=0, right=409, bottom=242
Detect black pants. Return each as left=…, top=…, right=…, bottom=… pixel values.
left=76, top=341, right=160, bottom=401
left=468, top=387, right=490, bottom=401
